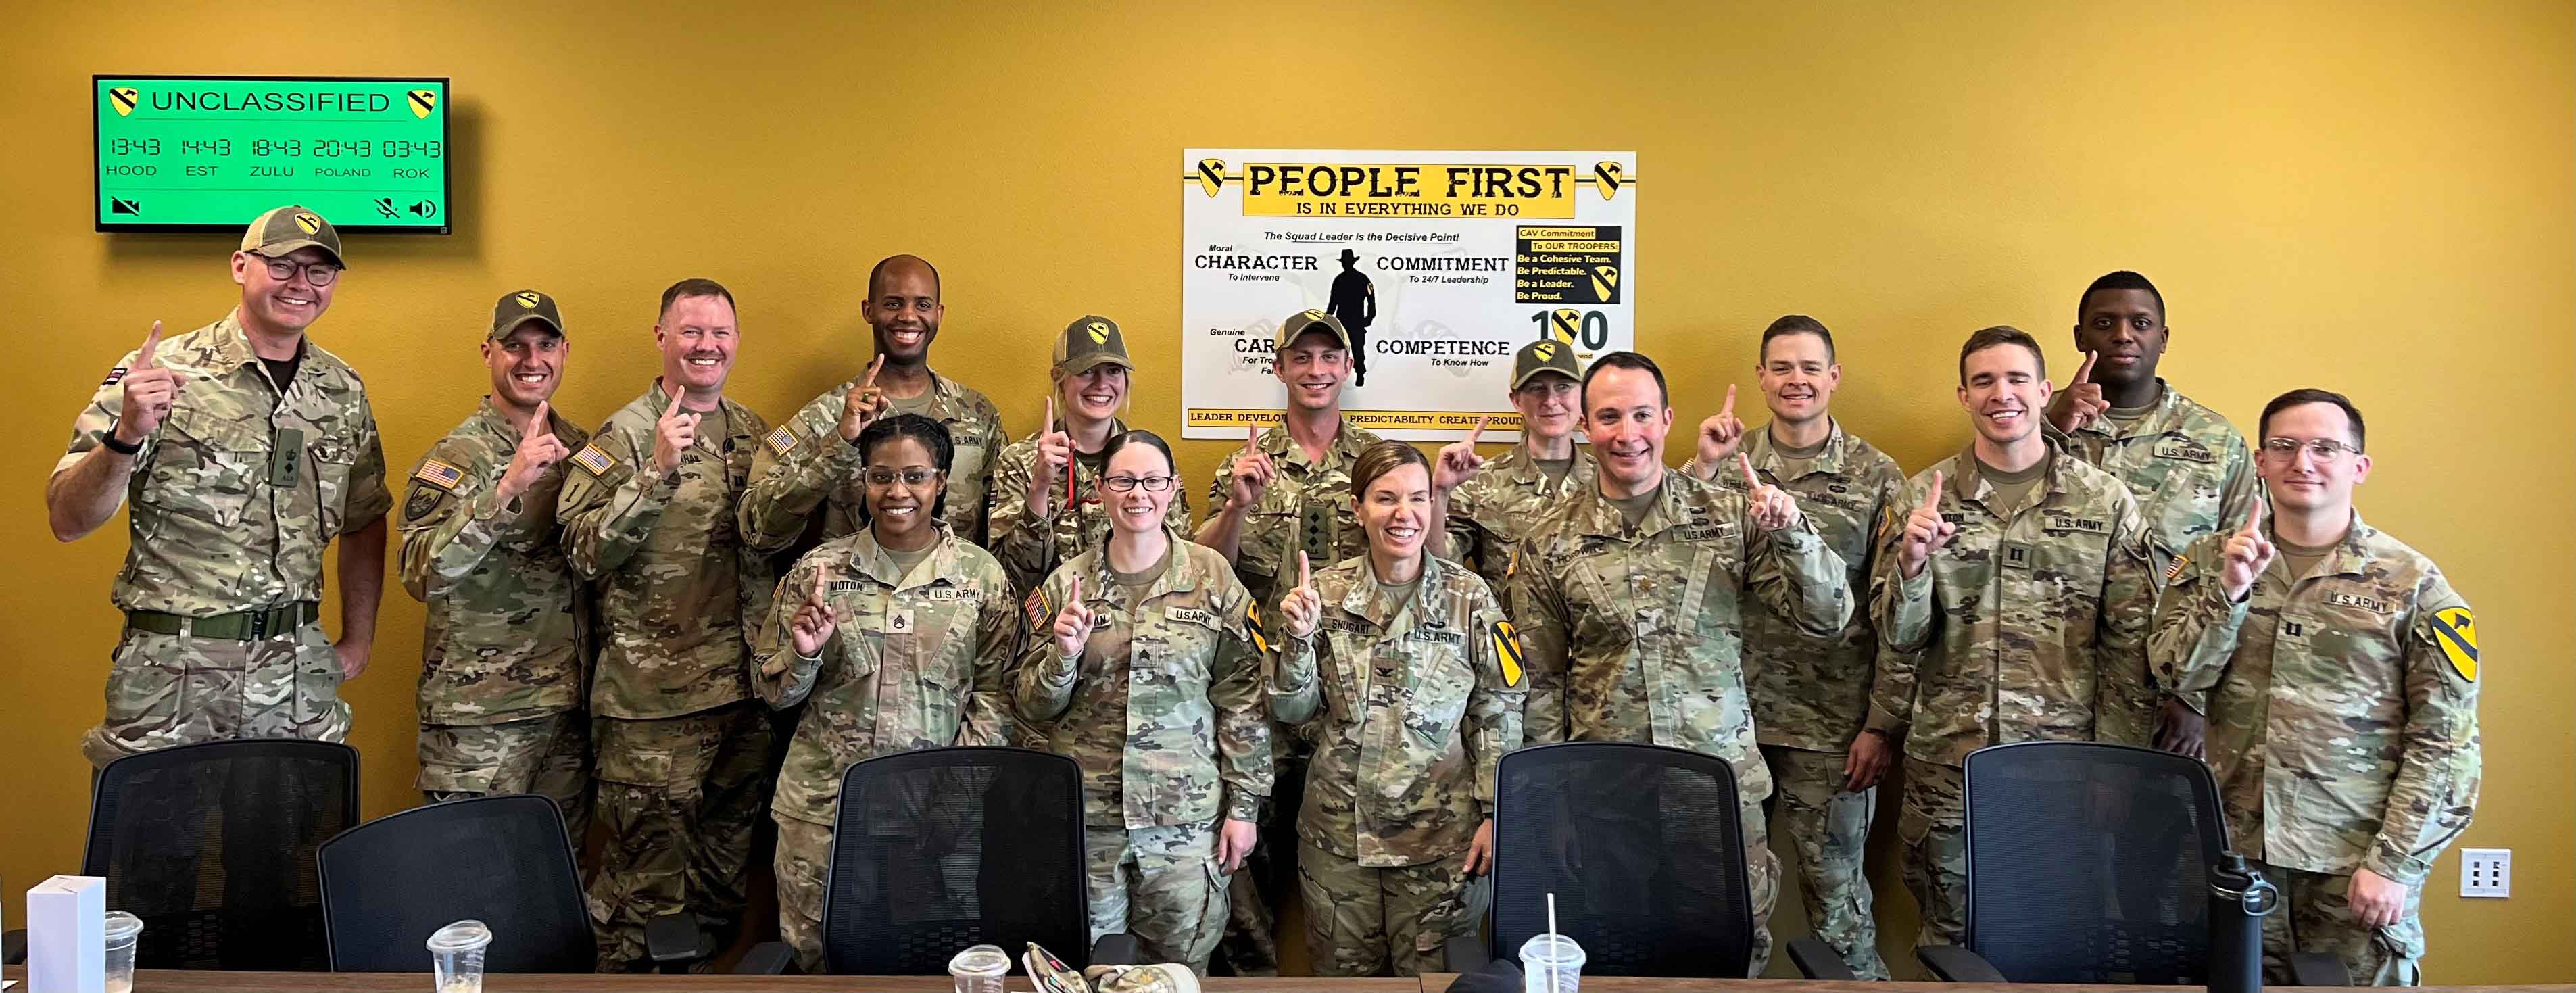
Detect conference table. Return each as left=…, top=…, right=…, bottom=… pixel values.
left=7, top=968, right=2571, bottom=992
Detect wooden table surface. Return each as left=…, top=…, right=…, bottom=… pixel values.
left=7, top=967, right=2567, bottom=992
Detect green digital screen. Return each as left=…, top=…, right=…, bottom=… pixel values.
left=94, top=75, right=450, bottom=233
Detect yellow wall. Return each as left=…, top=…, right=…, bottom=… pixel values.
left=4, top=1, right=2567, bottom=981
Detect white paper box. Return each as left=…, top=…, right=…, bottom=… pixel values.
left=28, top=875, right=105, bottom=993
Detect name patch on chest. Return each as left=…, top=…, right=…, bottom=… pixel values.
left=829, top=579, right=865, bottom=593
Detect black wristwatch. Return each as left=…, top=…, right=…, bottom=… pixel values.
left=101, top=427, right=143, bottom=455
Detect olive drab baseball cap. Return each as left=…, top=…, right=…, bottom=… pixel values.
left=1052, top=315, right=1133, bottom=377
left=1273, top=309, right=1351, bottom=352
left=1511, top=338, right=1585, bottom=389
left=490, top=289, right=566, bottom=341
left=239, top=205, right=345, bottom=267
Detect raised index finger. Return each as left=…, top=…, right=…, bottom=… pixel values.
left=2243, top=497, right=2264, bottom=537
left=664, top=391, right=684, bottom=419
left=1925, top=470, right=1945, bottom=511
left=136, top=320, right=164, bottom=370
left=1246, top=424, right=1260, bottom=451
left=529, top=400, right=551, bottom=439
left=1464, top=415, right=1488, bottom=447
left=1298, top=550, right=1311, bottom=589
left=2070, top=350, right=2099, bottom=385
left=1738, top=452, right=1759, bottom=489
left=1044, top=393, right=1055, bottom=432
left=1720, top=383, right=1736, bottom=418
left=862, top=354, right=885, bottom=391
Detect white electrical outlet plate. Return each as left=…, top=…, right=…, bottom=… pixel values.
left=2461, top=847, right=2510, bottom=898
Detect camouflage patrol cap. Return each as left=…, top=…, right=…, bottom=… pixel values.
left=1273, top=309, right=1351, bottom=352
left=490, top=289, right=566, bottom=341
left=1052, top=315, right=1132, bottom=377
left=239, top=205, right=345, bottom=267
left=1511, top=338, right=1584, bottom=389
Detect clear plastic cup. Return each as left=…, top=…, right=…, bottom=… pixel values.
left=1519, top=933, right=1585, bottom=993
left=948, top=943, right=1011, bottom=993
left=103, top=911, right=143, bottom=993
left=427, top=919, right=493, bottom=993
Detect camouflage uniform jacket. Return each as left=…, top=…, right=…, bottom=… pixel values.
left=1269, top=552, right=1526, bottom=866
left=986, top=417, right=1196, bottom=595
left=740, top=368, right=1006, bottom=551
left=2151, top=513, right=2479, bottom=885
left=2045, top=379, right=2258, bottom=562
left=1442, top=442, right=1595, bottom=594
left=59, top=311, right=391, bottom=615
left=558, top=379, right=775, bottom=719
left=1869, top=448, right=2159, bottom=767
left=1013, top=541, right=1271, bottom=828
left=752, top=525, right=1015, bottom=826
left=1204, top=419, right=1382, bottom=611
left=1707, top=423, right=1906, bottom=752
left=1505, top=468, right=1853, bottom=806
left=398, top=399, right=592, bottom=725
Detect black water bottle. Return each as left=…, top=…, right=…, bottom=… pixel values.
left=2208, top=852, right=2280, bottom=993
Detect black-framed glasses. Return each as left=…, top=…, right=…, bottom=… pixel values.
left=256, top=254, right=341, bottom=285
left=2260, top=437, right=2360, bottom=460
left=864, top=467, right=944, bottom=487
left=1104, top=475, right=1175, bottom=492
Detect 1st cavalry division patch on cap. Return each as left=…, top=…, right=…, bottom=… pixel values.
left=1492, top=620, right=1526, bottom=687
left=570, top=444, right=615, bottom=476
left=2429, top=606, right=2477, bottom=682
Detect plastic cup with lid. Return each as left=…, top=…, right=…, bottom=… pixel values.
left=948, top=942, right=1013, bottom=993
left=427, top=919, right=494, bottom=993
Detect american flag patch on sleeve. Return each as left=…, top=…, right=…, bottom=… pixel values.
left=2164, top=555, right=2190, bottom=583
left=765, top=426, right=799, bottom=458
left=412, top=458, right=465, bottom=489
left=571, top=444, right=616, bottom=476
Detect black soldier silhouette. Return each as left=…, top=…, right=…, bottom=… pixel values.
left=1325, top=247, right=1375, bottom=387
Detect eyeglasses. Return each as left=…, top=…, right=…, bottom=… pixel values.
left=2260, top=437, right=2360, bottom=460
left=1103, top=475, right=1175, bottom=492
left=863, top=467, right=943, bottom=487
left=255, top=254, right=341, bottom=286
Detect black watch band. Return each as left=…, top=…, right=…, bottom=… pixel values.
left=101, top=429, right=143, bottom=455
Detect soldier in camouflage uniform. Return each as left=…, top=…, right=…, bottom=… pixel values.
left=49, top=205, right=390, bottom=767
left=2152, top=389, right=2477, bottom=986
left=2042, top=271, right=2259, bottom=758
left=1017, top=430, right=1270, bottom=973
left=1871, top=326, right=2158, bottom=949
left=556, top=279, right=779, bottom=971
left=740, top=255, right=1006, bottom=554
left=398, top=290, right=592, bottom=842
left=750, top=415, right=1017, bottom=973
left=1506, top=352, right=1853, bottom=977
left=988, top=316, right=1194, bottom=597
left=1270, top=441, right=1525, bottom=976
left=1441, top=340, right=1594, bottom=594
left=1681, top=317, right=1900, bottom=980
left=1196, top=310, right=1380, bottom=973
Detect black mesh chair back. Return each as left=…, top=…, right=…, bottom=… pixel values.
left=84, top=738, right=359, bottom=971
left=1488, top=742, right=1753, bottom=977
left=819, top=746, right=1090, bottom=975
left=1962, top=740, right=2227, bottom=983
left=316, top=794, right=592, bottom=972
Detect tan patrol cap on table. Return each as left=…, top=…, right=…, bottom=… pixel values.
left=1511, top=339, right=1585, bottom=389
left=240, top=205, right=346, bottom=267
left=1273, top=309, right=1351, bottom=352
left=490, top=289, right=566, bottom=340
left=1052, top=316, right=1133, bottom=377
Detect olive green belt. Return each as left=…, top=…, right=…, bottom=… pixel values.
left=125, top=602, right=320, bottom=641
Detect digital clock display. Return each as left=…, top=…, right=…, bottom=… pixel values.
left=95, top=76, right=451, bottom=233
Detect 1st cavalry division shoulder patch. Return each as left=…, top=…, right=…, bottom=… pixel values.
left=1492, top=620, right=1526, bottom=687
left=2429, top=606, right=2477, bottom=683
